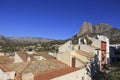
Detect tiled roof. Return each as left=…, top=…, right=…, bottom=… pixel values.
left=0, top=59, right=80, bottom=80
left=29, top=52, right=56, bottom=60
left=16, top=51, right=55, bottom=61
left=23, top=59, right=67, bottom=74
left=34, top=67, right=79, bottom=80
left=0, top=56, right=14, bottom=64
left=0, top=64, right=11, bottom=72
left=16, top=51, right=29, bottom=62
left=7, top=61, right=30, bottom=74
left=6, top=59, right=68, bottom=75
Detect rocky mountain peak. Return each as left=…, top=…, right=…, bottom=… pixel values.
left=93, top=23, right=113, bottom=33
left=77, top=22, right=93, bottom=37
left=76, top=22, right=120, bottom=44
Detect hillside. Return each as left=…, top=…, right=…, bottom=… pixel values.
left=0, top=35, right=64, bottom=52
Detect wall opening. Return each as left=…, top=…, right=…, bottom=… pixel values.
left=72, top=57, right=76, bottom=67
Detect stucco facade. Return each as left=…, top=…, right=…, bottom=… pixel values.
left=57, top=51, right=89, bottom=68
left=0, top=69, right=15, bottom=80
left=57, top=52, right=71, bottom=66
left=59, top=41, right=73, bottom=53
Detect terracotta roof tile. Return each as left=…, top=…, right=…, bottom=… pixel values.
left=0, top=56, right=14, bottom=64
left=0, top=64, right=11, bottom=72
left=30, top=52, right=56, bottom=60
left=16, top=51, right=55, bottom=62
left=34, top=67, right=79, bottom=80
left=5, top=58, right=77, bottom=80
left=16, top=51, right=29, bottom=62
left=6, top=59, right=68, bottom=75
left=7, top=61, right=30, bottom=74
left=22, top=59, right=67, bottom=74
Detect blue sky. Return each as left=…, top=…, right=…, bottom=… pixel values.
left=0, top=0, right=120, bottom=39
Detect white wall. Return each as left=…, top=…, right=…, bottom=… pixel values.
left=0, top=69, right=15, bottom=80
left=14, top=52, right=24, bottom=63
left=80, top=45, right=95, bottom=53
left=75, top=59, right=85, bottom=68
left=0, top=71, right=7, bottom=80
left=57, top=52, right=71, bottom=66
left=22, top=73, right=34, bottom=80
left=0, top=69, right=5, bottom=80
left=91, top=38, right=101, bottom=49
left=57, top=51, right=88, bottom=68
left=59, top=41, right=73, bottom=53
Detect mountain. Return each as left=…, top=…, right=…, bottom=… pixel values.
left=77, top=22, right=93, bottom=37
left=76, top=22, right=120, bottom=44
left=7, top=37, right=54, bottom=43
left=0, top=35, right=54, bottom=44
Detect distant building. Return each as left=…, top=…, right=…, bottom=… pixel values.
left=0, top=52, right=4, bottom=56
left=110, top=44, right=120, bottom=63
left=94, top=35, right=110, bottom=70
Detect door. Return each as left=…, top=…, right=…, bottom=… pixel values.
left=72, top=58, right=76, bottom=67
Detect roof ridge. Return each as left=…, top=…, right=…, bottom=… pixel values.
left=19, top=61, right=32, bottom=75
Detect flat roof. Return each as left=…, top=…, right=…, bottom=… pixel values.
left=76, top=50, right=94, bottom=58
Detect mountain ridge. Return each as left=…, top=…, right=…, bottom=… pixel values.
left=76, top=22, right=120, bottom=44
left=0, top=35, right=54, bottom=44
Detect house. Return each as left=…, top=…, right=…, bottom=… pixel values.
left=57, top=40, right=95, bottom=79
left=57, top=35, right=109, bottom=78
left=0, top=59, right=85, bottom=80
left=93, top=35, right=110, bottom=70
left=57, top=48, right=94, bottom=79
